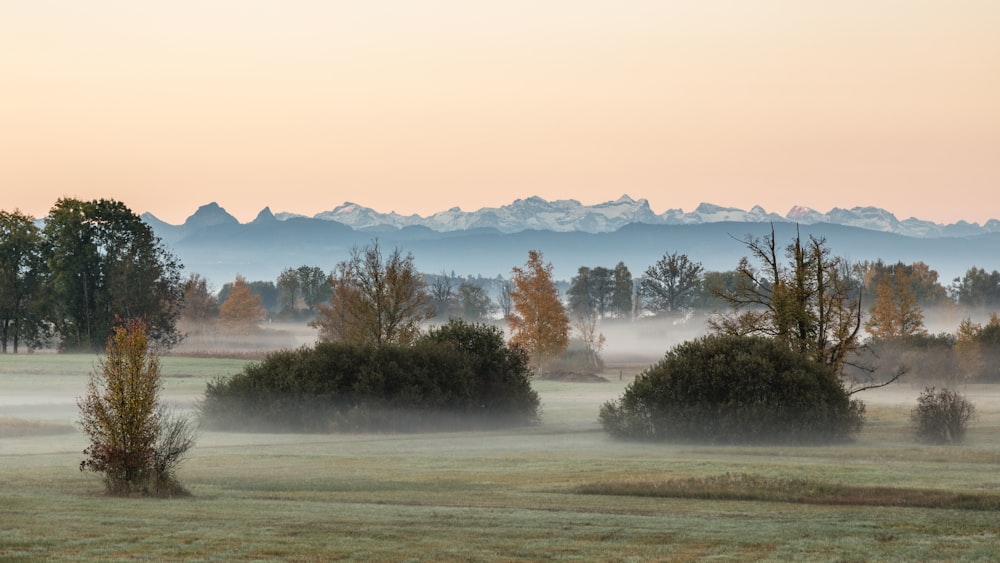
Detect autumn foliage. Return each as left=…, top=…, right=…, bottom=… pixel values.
left=219, top=274, right=265, bottom=330
left=78, top=318, right=194, bottom=496
left=507, top=250, right=570, bottom=370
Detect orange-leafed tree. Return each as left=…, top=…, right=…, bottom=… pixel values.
left=219, top=275, right=265, bottom=330
left=507, top=250, right=570, bottom=370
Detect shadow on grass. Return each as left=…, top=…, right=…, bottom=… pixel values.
left=574, top=473, right=1000, bottom=511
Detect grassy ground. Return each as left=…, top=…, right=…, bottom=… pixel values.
left=2, top=354, right=1000, bottom=560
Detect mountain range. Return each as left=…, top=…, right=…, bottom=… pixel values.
left=141, top=196, right=1000, bottom=287
left=255, top=195, right=1000, bottom=238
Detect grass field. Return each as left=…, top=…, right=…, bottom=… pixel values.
left=3, top=354, right=1000, bottom=561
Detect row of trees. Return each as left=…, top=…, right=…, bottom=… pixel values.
left=0, top=201, right=182, bottom=353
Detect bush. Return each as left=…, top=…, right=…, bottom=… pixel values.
left=200, top=320, right=540, bottom=432
left=911, top=387, right=975, bottom=444
left=599, top=335, right=865, bottom=444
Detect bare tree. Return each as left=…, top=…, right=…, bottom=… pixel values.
left=708, top=226, right=897, bottom=392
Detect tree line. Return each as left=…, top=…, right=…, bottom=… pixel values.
left=0, top=200, right=182, bottom=353
left=4, top=197, right=999, bottom=367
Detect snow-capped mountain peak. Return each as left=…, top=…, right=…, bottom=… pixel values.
left=164, top=196, right=994, bottom=239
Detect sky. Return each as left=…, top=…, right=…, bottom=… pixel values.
left=2, top=1, right=998, bottom=225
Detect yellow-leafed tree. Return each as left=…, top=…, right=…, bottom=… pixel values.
left=507, top=250, right=570, bottom=370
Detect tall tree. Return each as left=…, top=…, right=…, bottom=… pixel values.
left=611, top=262, right=634, bottom=319
left=865, top=267, right=926, bottom=338
left=44, top=198, right=183, bottom=351
left=507, top=250, right=570, bottom=369
left=709, top=227, right=866, bottom=380
left=640, top=252, right=704, bottom=314
left=567, top=266, right=615, bottom=318
left=275, top=267, right=301, bottom=316
left=0, top=210, right=48, bottom=353
left=310, top=241, right=433, bottom=345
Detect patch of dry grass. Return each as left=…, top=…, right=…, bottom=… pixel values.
left=575, top=472, right=1000, bottom=510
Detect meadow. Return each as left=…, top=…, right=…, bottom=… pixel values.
left=2, top=354, right=1000, bottom=561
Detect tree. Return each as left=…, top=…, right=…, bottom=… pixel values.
left=310, top=241, right=433, bottom=345
left=954, top=313, right=1000, bottom=382
left=639, top=252, right=704, bottom=315
left=497, top=279, right=514, bottom=319
left=219, top=275, right=265, bottom=329
left=955, top=318, right=984, bottom=382
left=429, top=271, right=458, bottom=318
left=179, top=273, right=218, bottom=324
left=865, top=266, right=927, bottom=338
left=276, top=267, right=301, bottom=315
left=456, top=282, right=496, bottom=321
left=218, top=280, right=277, bottom=315
left=950, top=267, right=1000, bottom=309
left=567, top=266, right=615, bottom=318
left=78, top=318, right=195, bottom=496
left=611, top=262, right=634, bottom=319
left=573, top=308, right=606, bottom=368
left=276, top=265, right=332, bottom=317
left=44, top=198, right=183, bottom=351
left=507, top=250, right=570, bottom=370
left=709, top=226, right=866, bottom=381
left=860, top=260, right=947, bottom=309
left=694, top=270, right=742, bottom=310
left=0, top=210, right=48, bottom=353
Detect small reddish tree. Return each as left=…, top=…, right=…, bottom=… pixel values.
left=78, top=318, right=193, bottom=496
left=508, top=250, right=570, bottom=370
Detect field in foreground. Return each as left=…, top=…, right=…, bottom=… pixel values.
left=2, top=354, right=1000, bottom=561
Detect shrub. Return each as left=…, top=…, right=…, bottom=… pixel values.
left=599, top=335, right=865, bottom=444
left=78, top=319, right=195, bottom=496
left=911, top=387, right=975, bottom=444
left=201, top=320, right=540, bottom=432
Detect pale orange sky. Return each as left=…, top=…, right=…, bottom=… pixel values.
left=2, top=1, right=998, bottom=225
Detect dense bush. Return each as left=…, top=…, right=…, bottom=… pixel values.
left=200, top=320, right=540, bottom=432
left=911, top=387, right=975, bottom=444
left=599, top=335, right=865, bottom=444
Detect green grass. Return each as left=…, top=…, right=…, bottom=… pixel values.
left=3, top=355, right=1000, bottom=560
